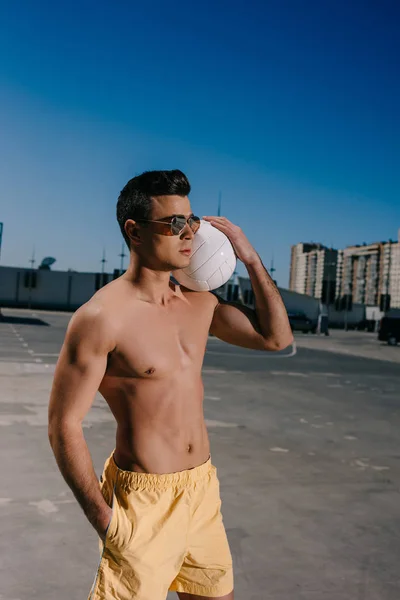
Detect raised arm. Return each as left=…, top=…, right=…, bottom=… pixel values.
left=48, top=303, right=116, bottom=540
left=204, top=216, right=293, bottom=351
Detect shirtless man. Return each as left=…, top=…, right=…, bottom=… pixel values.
left=48, top=170, right=293, bottom=600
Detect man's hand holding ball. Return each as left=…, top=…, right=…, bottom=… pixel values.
left=202, top=216, right=259, bottom=266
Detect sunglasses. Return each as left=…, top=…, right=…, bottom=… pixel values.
left=136, top=214, right=201, bottom=236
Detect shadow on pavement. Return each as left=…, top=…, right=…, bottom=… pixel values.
left=0, top=314, right=50, bottom=327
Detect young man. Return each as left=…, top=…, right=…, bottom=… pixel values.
left=48, top=170, right=293, bottom=600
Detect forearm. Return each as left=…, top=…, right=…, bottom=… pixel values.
left=48, top=423, right=109, bottom=531
left=245, top=254, right=293, bottom=348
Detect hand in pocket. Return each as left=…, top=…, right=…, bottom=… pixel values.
left=96, top=504, right=113, bottom=543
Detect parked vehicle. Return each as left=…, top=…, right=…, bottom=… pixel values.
left=378, top=311, right=400, bottom=346
left=288, top=312, right=316, bottom=334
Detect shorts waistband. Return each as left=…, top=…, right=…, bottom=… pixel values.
left=104, top=452, right=213, bottom=492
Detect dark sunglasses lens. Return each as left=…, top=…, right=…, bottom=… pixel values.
left=171, top=216, right=200, bottom=235
left=171, top=217, right=186, bottom=235
left=190, top=216, right=200, bottom=233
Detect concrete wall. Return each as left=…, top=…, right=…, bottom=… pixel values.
left=0, top=266, right=102, bottom=310
left=238, top=275, right=321, bottom=322
left=327, top=303, right=365, bottom=328
left=0, top=265, right=368, bottom=329
left=280, top=288, right=320, bottom=321
left=0, top=267, right=19, bottom=305
left=237, top=275, right=369, bottom=328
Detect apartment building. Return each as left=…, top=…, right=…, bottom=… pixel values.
left=388, top=233, right=400, bottom=309
left=289, top=243, right=338, bottom=303
left=336, top=232, right=400, bottom=308
left=290, top=243, right=319, bottom=294
left=336, top=243, right=382, bottom=306
left=290, top=230, right=400, bottom=309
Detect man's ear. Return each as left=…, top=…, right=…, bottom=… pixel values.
left=125, top=219, right=141, bottom=246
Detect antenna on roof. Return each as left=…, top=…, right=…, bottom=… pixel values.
left=29, top=247, right=36, bottom=270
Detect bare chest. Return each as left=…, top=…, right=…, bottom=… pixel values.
left=106, top=297, right=214, bottom=379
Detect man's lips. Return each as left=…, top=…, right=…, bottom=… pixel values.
left=180, top=249, right=191, bottom=255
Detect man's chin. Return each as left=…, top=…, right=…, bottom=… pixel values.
left=173, top=256, right=191, bottom=270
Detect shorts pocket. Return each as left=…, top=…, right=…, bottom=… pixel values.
left=105, top=488, right=118, bottom=543
left=99, top=478, right=118, bottom=545
left=105, top=489, right=135, bottom=553
left=100, top=476, right=135, bottom=552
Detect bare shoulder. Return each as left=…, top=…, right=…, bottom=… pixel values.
left=69, top=298, right=108, bottom=332
left=73, top=278, right=131, bottom=325
left=68, top=276, right=143, bottom=342
left=67, top=295, right=117, bottom=355
left=179, top=285, right=219, bottom=311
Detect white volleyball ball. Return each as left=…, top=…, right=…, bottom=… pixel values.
left=173, top=220, right=236, bottom=291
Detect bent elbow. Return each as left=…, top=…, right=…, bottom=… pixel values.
left=262, top=334, right=294, bottom=352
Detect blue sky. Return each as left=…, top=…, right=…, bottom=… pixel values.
left=1, top=0, right=399, bottom=287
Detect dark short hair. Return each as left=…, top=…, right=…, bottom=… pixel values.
left=116, top=170, right=191, bottom=247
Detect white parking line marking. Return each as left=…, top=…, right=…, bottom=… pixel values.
left=270, top=371, right=308, bottom=377
left=206, top=345, right=297, bottom=359
left=205, top=419, right=238, bottom=428
left=371, top=466, right=390, bottom=471
left=29, top=499, right=59, bottom=514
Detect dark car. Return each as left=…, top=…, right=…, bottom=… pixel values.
left=378, top=312, right=400, bottom=346
left=288, top=312, right=316, bottom=334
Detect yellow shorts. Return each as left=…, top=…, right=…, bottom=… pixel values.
left=89, top=452, right=234, bottom=599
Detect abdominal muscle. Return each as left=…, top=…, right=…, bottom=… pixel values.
left=100, top=372, right=210, bottom=475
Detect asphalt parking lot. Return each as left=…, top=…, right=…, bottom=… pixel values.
left=1, top=308, right=400, bottom=599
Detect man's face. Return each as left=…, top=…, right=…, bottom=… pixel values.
left=127, top=195, right=197, bottom=271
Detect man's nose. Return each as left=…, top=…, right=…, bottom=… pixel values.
left=181, top=223, right=194, bottom=240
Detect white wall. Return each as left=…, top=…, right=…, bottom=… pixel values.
left=0, top=267, right=19, bottom=304
left=327, top=303, right=365, bottom=327
left=280, top=288, right=320, bottom=320
left=0, top=266, right=102, bottom=310
left=17, top=270, right=70, bottom=306
left=0, top=265, right=368, bottom=329
left=69, top=272, right=98, bottom=307
left=238, top=276, right=321, bottom=322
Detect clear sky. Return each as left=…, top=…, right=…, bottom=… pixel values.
left=1, top=0, right=399, bottom=287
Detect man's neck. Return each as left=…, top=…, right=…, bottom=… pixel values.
left=122, top=260, right=176, bottom=305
